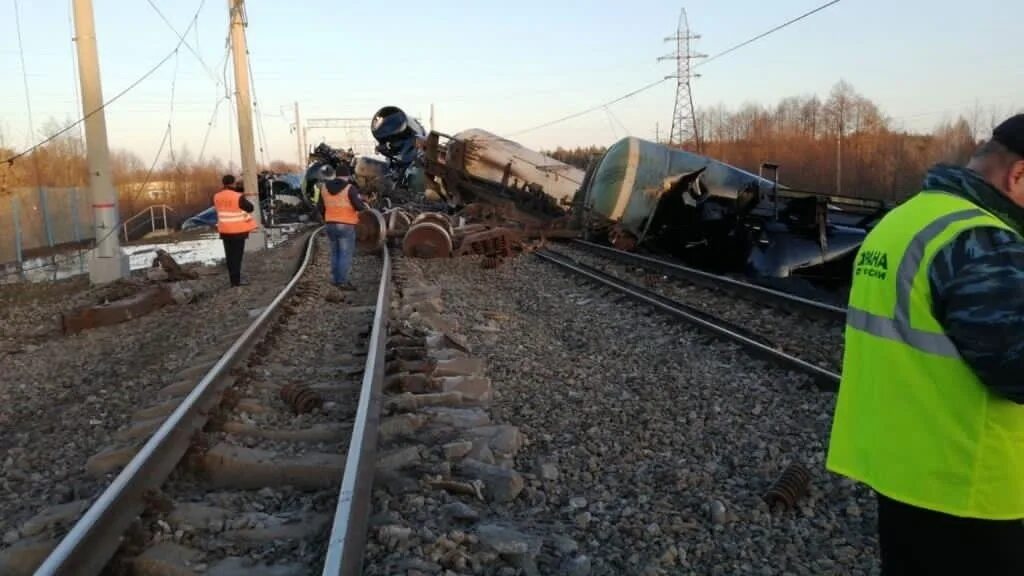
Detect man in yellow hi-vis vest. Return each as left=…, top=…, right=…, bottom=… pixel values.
left=827, top=115, right=1024, bottom=575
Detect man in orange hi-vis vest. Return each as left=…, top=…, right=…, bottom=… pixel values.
left=318, top=174, right=367, bottom=290
left=213, top=174, right=257, bottom=287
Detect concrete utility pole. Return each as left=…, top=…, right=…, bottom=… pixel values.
left=228, top=0, right=264, bottom=251
left=293, top=101, right=304, bottom=167
left=72, top=0, right=128, bottom=284
left=430, top=103, right=435, bottom=132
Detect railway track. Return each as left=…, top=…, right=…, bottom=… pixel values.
left=29, top=228, right=391, bottom=576
left=570, top=239, right=847, bottom=321
left=536, top=245, right=842, bottom=390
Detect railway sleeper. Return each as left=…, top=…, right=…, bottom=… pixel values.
left=361, top=259, right=554, bottom=575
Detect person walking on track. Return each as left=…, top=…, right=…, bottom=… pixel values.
left=319, top=173, right=367, bottom=290
left=826, top=114, right=1024, bottom=575
left=213, top=174, right=257, bottom=287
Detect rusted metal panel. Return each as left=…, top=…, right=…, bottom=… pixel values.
left=455, top=228, right=519, bottom=258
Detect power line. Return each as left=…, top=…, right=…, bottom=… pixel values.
left=12, top=0, right=45, bottom=192
left=167, top=51, right=180, bottom=166
left=198, top=40, right=233, bottom=163
left=507, top=0, right=843, bottom=139
left=605, top=106, right=631, bottom=136
left=246, top=50, right=270, bottom=167
left=508, top=78, right=670, bottom=137
left=0, top=0, right=208, bottom=279
left=144, top=0, right=219, bottom=85
left=0, top=0, right=207, bottom=169
left=696, top=0, right=843, bottom=68
left=602, top=108, right=619, bottom=140
left=13, top=0, right=37, bottom=149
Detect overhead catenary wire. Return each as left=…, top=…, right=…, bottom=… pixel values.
left=198, top=41, right=234, bottom=163
left=13, top=0, right=46, bottom=197
left=696, top=0, right=843, bottom=69
left=602, top=107, right=619, bottom=140
left=247, top=51, right=270, bottom=167
left=0, top=0, right=208, bottom=169
left=0, top=0, right=210, bottom=280
left=507, top=78, right=670, bottom=137
left=13, top=0, right=37, bottom=150
left=145, top=0, right=219, bottom=85
left=508, top=0, right=844, bottom=138
left=167, top=50, right=180, bottom=167
left=69, top=42, right=182, bottom=266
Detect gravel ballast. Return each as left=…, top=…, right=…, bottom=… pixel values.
left=368, top=253, right=876, bottom=575
left=0, top=233, right=311, bottom=544
left=548, top=243, right=844, bottom=373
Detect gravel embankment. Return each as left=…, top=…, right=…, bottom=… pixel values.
left=380, top=253, right=876, bottom=575
left=0, top=233, right=310, bottom=543
left=548, top=243, right=845, bottom=373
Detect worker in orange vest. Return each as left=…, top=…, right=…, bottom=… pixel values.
left=213, top=174, right=257, bottom=287
left=319, top=172, right=367, bottom=290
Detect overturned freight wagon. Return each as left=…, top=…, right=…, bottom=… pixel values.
left=418, top=129, right=585, bottom=221
left=580, top=137, right=888, bottom=284
left=371, top=106, right=585, bottom=221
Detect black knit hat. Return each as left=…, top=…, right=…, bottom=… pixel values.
left=993, top=114, right=1024, bottom=157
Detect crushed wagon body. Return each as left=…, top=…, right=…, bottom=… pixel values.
left=580, top=137, right=888, bottom=282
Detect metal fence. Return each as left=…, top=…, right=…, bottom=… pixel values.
left=0, top=186, right=92, bottom=266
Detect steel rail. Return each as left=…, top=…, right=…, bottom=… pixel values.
left=569, top=239, right=847, bottom=322
left=322, top=247, right=391, bottom=575
left=536, top=249, right=841, bottom=390
left=35, top=227, right=325, bottom=576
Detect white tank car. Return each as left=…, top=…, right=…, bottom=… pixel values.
left=450, top=129, right=585, bottom=206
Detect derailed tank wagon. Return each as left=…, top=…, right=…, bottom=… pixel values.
left=371, top=106, right=584, bottom=221
left=367, top=106, right=888, bottom=286
left=580, top=137, right=889, bottom=284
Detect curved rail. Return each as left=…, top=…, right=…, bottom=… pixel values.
left=569, top=239, right=847, bottom=322
left=536, top=248, right=840, bottom=391
left=34, top=227, right=359, bottom=575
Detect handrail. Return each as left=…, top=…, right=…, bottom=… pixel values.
left=121, top=205, right=176, bottom=241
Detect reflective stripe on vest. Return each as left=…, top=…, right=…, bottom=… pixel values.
left=827, top=189, right=1024, bottom=520
left=323, top=184, right=359, bottom=224
left=845, top=205, right=984, bottom=359
left=214, top=189, right=257, bottom=234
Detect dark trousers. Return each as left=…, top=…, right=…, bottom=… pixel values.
left=877, top=492, right=1024, bottom=575
left=221, top=234, right=247, bottom=286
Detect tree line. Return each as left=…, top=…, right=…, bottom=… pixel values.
left=3, top=80, right=1018, bottom=218
left=545, top=81, right=1019, bottom=201
left=0, top=121, right=300, bottom=225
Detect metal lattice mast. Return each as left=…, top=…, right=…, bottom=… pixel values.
left=658, top=7, right=704, bottom=150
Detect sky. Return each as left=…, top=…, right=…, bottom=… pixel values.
left=0, top=0, right=1021, bottom=169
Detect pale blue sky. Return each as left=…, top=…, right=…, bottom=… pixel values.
left=1, top=0, right=1021, bottom=168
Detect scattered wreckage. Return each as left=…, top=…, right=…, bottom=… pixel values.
left=181, top=172, right=315, bottom=231
left=182, top=105, right=889, bottom=285
left=580, top=137, right=889, bottom=284
left=369, top=106, right=889, bottom=285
